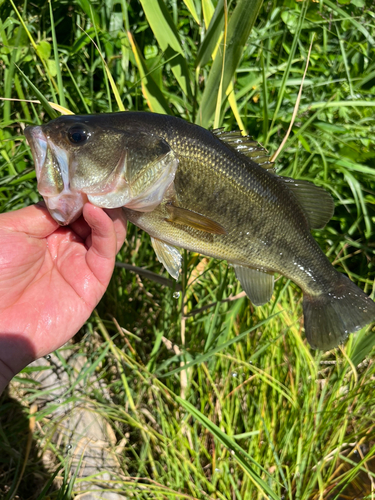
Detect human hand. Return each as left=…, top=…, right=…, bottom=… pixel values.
left=0, top=203, right=127, bottom=393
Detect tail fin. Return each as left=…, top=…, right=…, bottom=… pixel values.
left=303, top=273, right=375, bottom=350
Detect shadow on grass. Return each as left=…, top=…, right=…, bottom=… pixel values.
left=0, top=386, right=58, bottom=500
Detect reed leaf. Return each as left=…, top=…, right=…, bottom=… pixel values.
left=139, top=0, right=192, bottom=97
left=49, top=0, right=66, bottom=108
left=182, top=0, right=200, bottom=25
left=127, top=32, right=171, bottom=114
left=195, top=0, right=224, bottom=69
left=196, top=0, right=263, bottom=128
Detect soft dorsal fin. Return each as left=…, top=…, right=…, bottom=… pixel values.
left=282, top=177, right=335, bottom=229
left=213, top=129, right=274, bottom=169
left=233, top=265, right=274, bottom=306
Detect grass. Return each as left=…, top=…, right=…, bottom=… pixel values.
left=1, top=0, right=375, bottom=498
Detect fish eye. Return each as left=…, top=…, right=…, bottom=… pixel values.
left=67, top=126, right=89, bottom=145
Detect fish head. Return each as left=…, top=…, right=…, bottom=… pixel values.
left=25, top=114, right=179, bottom=225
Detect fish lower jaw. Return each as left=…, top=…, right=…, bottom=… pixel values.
left=44, top=192, right=86, bottom=225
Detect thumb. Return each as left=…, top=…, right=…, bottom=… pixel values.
left=83, top=203, right=118, bottom=287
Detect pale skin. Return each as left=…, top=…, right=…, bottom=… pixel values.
left=0, top=202, right=127, bottom=395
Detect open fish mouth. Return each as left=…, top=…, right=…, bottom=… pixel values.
left=25, top=125, right=85, bottom=225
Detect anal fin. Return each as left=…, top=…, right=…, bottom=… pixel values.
left=165, top=202, right=226, bottom=235
left=151, top=237, right=182, bottom=280
left=234, top=265, right=274, bottom=306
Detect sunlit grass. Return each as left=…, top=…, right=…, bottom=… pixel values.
left=1, top=0, right=375, bottom=498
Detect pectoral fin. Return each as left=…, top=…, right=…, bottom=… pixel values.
left=234, top=265, right=274, bottom=306
left=165, top=203, right=227, bottom=235
left=151, top=237, right=182, bottom=280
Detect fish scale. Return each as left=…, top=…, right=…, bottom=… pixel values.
left=25, top=111, right=375, bottom=350
left=125, top=149, right=332, bottom=292
left=125, top=117, right=323, bottom=287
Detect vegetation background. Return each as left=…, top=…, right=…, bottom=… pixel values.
left=1, top=0, right=375, bottom=498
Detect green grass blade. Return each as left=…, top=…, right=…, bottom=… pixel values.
left=357, top=68, right=375, bottom=89
left=324, top=0, right=375, bottom=46
left=9, top=0, right=38, bottom=54
left=265, top=1, right=307, bottom=146
left=80, top=24, right=125, bottom=112
left=182, top=0, right=200, bottom=25
left=49, top=0, right=66, bottom=108
left=159, top=313, right=280, bottom=377
left=139, top=0, right=192, bottom=97
left=202, top=0, right=215, bottom=28
left=350, top=327, right=375, bottom=367
left=34, top=466, right=63, bottom=500
left=195, top=0, right=224, bottom=69
left=64, top=63, right=91, bottom=114
left=16, top=65, right=57, bottom=120
left=176, top=396, right=282, bottom=500
left=342, top=170, right=371, bottom=238
left=204, top=266, right=229, bottom=350
left=3, top=18, right=22, bottom=124
left=307, top=100, right=375, bottom=111
left=127, top=32, right=171, bottom=114
left=13, top=74, right=32, bottom=121
left=90, top=9, right=113, bottom=113
left=196, top=0, right=264, bottom=127
left=213, top=0, right=227, bottom=129
left=76, top=0, right=101, bottom=28
left=335, top=23, right=354, bottom=99
left=9, top=0, right=57, bottom=99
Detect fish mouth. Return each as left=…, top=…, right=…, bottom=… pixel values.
left=25, top=125, right=84, bottom=225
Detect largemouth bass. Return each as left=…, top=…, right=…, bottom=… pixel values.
left=25, top=112, right=375, bottom=350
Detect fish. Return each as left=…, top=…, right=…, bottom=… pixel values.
left=24, top=111, right=375, bottom=350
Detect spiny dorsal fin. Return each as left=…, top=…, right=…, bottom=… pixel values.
left=282, top=177, right=335, bottom=230
left=213, top=128, right=274, bottom=169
